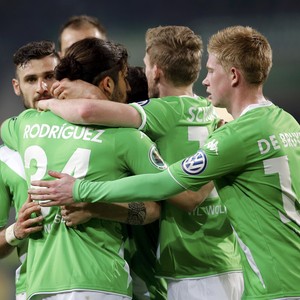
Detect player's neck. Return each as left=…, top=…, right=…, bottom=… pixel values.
left=159, top=84, right=194, bottom=97
left=230, top=86, right=266, bottom=119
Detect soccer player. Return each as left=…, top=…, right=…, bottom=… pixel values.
left=57, top=14, right=107, bottom=57
left=58, top=17, right=167, bottom=298
left=0, top=40, right=59, bottom=300
left=30, top=26, right=244, bottom=299
left=29, top=25, right=300, bottom=299
left=1, top=37, right=167, bottom=300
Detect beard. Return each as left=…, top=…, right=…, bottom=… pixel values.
left=111, top=86, right=127, bottom=103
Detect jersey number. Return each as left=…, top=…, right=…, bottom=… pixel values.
left=263, top=156, right=300, bottom=226
left=24, top=145, right=91, bottom=215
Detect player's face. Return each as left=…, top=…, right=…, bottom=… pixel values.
left=12, top=55, right=59, bottom=109
left=60, top=27, right=105, bottom=57
left=202, top=53, right=232, bottom=108
left=111, top=69, right=130, bottom=103
left=143, top=53, right=159, bottom=98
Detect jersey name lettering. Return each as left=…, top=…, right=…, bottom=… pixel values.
left=189, top=204, right=227, bottom=216
left=23, top=124, right=104, bottom=143
left=187, top=106, right=215, bottom=123
left=257, top=132, right=300, bottom=154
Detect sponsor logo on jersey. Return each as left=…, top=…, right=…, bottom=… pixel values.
left=181, top=150, right=207, bottom=175
left=137, top=99, right=150, bottom=106
left=149, top=146, right=168, bottom=170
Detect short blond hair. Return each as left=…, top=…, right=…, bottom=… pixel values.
left=145, top=25, right=203, bottom=86
left=208, top=25, right=272, bottom=85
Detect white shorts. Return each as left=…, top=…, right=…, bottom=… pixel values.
left=16, top=292, right=26, bottom=300
left=167, top=271, right=244, bottom=300
left=31, top=291, right=131, bottom=300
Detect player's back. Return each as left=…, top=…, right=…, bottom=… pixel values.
left=133, top=96, right=242, bottom=279
left=170, top=101, right=300, bottom=298
left=1, top=108, right=163, bottom=298
left=212, top=102, right=300, bottom=298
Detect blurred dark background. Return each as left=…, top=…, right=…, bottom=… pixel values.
left=0, top=0, right=299, bottom=299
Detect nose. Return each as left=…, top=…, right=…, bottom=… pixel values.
left=37, top=80, right=48, bottom=93
left=202, top=76, right=209, bottom=87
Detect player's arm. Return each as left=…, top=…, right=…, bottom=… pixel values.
left=168, top=181, right=214, bottom=212
left=28, top=169, right=186, bottom=206
left=37, top=98, right=142, bottom=128
left=60, top=201, right=161, bottom=227
left=0, top=195, right=43, bottom=258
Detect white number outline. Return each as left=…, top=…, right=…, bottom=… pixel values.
left=24, top=145, right=91, bottom=216
left=263, top=156, right=300, bottom=226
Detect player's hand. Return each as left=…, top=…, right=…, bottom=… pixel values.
left=51, top=78, right=104, bottom=100
left=61, top=203, right=93, bottom=227
left=14, top=194, right=43, bottom=239
left=28, top=170, right=76, bottom=207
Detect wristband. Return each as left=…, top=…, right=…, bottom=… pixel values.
left=5, top=223, right=22, bottom=246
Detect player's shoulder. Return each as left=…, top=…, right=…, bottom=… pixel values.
left=113, top=126, right=146, bottom=137
left=115, top=127, right=153, bottom=142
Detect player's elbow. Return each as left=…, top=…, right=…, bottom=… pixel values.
left=77, top=102, right=97, bottom=124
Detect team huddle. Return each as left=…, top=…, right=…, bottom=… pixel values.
left=0, top=14, right=299, bottom=300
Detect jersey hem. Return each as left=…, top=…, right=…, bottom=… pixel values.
left=156, top=269, right=243, bottom=280
left=28, top=288, right=131, bottom=299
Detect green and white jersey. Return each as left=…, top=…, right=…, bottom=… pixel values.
left=132, top=96, right=242, bottom=279
left=0, top=145, right=28, bottom=295
left=169, top=102, right=300, bottom=299
left=1, top=109, right=167, bottom=299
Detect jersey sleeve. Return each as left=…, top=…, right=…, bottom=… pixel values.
left=169, top=124, right=248, bottom=191
left=130, top=98, right=182, bottom=140
left=73, top=169, right=185, bottom=204
left=1, top=117, right=20, bottom=151
left=1, top=110, right=35, bottom=151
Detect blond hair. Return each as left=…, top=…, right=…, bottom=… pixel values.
left=208, top=25, right=272, bottom=85
left=145, top=25, right=203, bottom=86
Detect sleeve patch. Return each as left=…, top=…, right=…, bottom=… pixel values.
left=181, top=150, right=207, bottom=175
left=149, top=146, right=168, bottom=170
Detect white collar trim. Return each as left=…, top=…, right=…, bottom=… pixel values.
left=240, top=100, right=273, bottom=116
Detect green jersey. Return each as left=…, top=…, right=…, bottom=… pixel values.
left=132, top=96, right=242, bottom=279
left=0, top=145, right=28, bottom=295
left=1, top=109, right=167, bottom=299
left=168, top=102, right=300, bottom=299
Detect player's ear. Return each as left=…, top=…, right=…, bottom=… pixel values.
left=98, top=76, right=114, bottom=98
left=12, top=78, right=21, bottom=96
left=153, top=64, right=161, bottom=81
left=230, top=67, right=241, bottom=87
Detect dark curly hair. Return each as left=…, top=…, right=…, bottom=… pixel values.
left=13, top=40, right=59, bottom=68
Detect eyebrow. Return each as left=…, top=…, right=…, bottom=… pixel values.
left=23, top=70, right=55, bottom=79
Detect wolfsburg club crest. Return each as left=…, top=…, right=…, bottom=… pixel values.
left=181, top=150, right=207, bottom=175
